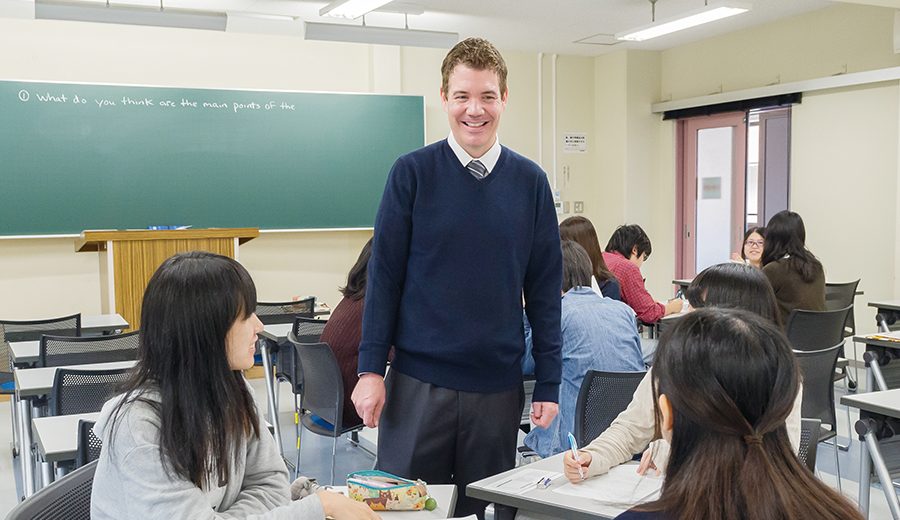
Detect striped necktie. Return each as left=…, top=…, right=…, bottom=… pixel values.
left=466, top=159, right=488, bottom=180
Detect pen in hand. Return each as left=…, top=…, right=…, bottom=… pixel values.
left=567, top=432, right=584, bottom=481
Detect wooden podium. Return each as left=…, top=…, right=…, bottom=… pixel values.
left=76, top=228, right=259, bottom=331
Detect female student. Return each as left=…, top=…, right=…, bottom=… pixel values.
left=563, top=262, right=802, bottom=481
left=91, top=251, right=379, bottom=520
left=319, top=237, right=376, bottom=428
left=731, top=226, right=765, bottom=269
left=760, top=210, right=826, bottom=326
left=615, top=308, right=862, bottom=520
left=559, top=216, right=620, bottom=300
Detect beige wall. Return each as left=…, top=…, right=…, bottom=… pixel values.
left=0, top=17, right=599, bottom=318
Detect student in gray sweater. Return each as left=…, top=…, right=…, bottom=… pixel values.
left=91, top=251, right=379, bottom=520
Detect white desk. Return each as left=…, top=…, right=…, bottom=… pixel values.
left=14, top=360, right=136, bottom=497
left=33, top=411, right=99, bottom=464
left=8, top=314, right=129, bottom=366
left=329, top=484, right=456, bottom=519
left=468, top=453, right=645, bottom=520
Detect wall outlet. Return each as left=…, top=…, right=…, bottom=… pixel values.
left=573, top=201, right=584, bottom=213
left=563, top=201, right=570, bottom=214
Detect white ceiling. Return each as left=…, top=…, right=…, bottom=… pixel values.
left=3, top=0, right=868, bottom=56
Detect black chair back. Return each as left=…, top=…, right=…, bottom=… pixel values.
left=275, top=317, right=328, bottom=391
left=784, top=306, right=852, bottom=352
left=573, top=370, right=646, bottom=448
left=825, top=280, right=860, bottom=337
left=6, top=460, right=97, bottom=520
left=49, top=367, right=132, bottom=417
left=0, top=313, right=81, bottom=343
left=256, top=298, right=315, bottom=325
left=39, top=330, right=139, bottom=368
left=75, top=419, right=102, bottom=469
left=794, top=343, right=841, bottom=434
left=798, top=418, right=821, bottom=473
left=290, top=339, right=345, bottom=436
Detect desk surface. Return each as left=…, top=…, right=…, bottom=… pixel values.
left=8, top=314, right=130, bottom=365
left=869, top=300, right=900, bottom=311
left=15, top=360, right=137, bottom=398
left=467, top=453, right=633, bottom=520
left=33, top=412, right=98, bottom=463
left=841, top=388, right=900, bottom=418
left=852, top=334, right=900, bottom=350
left=259, top=323, right=293, bottom=343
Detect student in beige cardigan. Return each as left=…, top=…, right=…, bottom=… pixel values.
left=563, top=262, right=802, bottom=481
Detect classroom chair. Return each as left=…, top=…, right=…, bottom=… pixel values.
left=825, top=280, right=861, bottom=387
left=0, top=314, right=81, bottom=457
left=255, top=298, right=315, bottom=325
left=288, top=336, right=364, bottom=485
left=785, top=306, right=853, bottom=451
left=39, top=330, right=139, bottom=368
left=794, top=343, right=843, bottom=493
left=48, top=368, right=131, bottom=417
left=75, top=420, right=101, bottom=470
left=6, top=460, right=97, bottom=520
left=573, top=370, right=646, bottom=448
left=798, top=418, right=821, bottom=474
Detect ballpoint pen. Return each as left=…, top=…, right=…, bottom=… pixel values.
left=567, top=432, right=584, bottom=481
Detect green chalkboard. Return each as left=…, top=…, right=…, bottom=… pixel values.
left=0, top=80, right=425, bottom=235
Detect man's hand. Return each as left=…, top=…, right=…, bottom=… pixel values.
left=530, top=401, right=558, bottom=429
left=351, top=373, right=386, bottom=428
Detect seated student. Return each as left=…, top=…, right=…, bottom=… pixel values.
left=319, top=237, right=378, bottom=429
left=91, top=251, right=379, bottom=520
left=615, top=308, right=863, bottom=520
left=563, top=262, right=802, bottom=482
left=559, top=216, right=620, bottom=300
left=522, top=241, right=643, bottom=458
left=731, top=226, right=765, bottom=269
left=602, top=225, right=681, bottom=323
left=761, top=210, right=825, bottom=326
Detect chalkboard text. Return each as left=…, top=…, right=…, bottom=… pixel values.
left=17, top=89, right=301, bottom=115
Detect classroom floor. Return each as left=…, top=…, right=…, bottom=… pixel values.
left=0, top=374, right=894, bottom=519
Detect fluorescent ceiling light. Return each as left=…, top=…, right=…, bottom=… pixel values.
left=305, top=21, right=458, bottom=48
left=35, top=0, right=227, bottom=31
left=320, top=0, right=393, bottom=20
left=615, top=1, right=750, bottom=42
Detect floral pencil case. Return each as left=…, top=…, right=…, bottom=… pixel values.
left=346, top=470, right=428, bottom=511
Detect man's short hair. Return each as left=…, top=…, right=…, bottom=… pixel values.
left=441, top=37, right=508, bottom=98
left=561, top=240, right=593, bottom=293
left=605, top=224, right=652, bottom=260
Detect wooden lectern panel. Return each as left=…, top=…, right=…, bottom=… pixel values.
left=113, top=238, right=235, bottom=331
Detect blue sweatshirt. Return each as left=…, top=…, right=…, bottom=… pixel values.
left=358, top=140, right=562, bottom=402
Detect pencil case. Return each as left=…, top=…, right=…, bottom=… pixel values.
left=346, top=470, right=428, bottom=510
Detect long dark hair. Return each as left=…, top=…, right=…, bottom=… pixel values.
left=760, top=211, right=823, bottom=283
left=605, top=224, right=651, bottom=260
left=741, top=226, right=766, bottom=261
left=643, top=308, right=863, bottom=520
left=559, top=216, right=616, bottom=284
left=108, top=251, right=261, bottom=488
left=685, top=262, right=779, bottom=326
left=339, top=238, right=373, bottom=301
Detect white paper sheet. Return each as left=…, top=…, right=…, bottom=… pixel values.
left=487, top=469, right=564, bottom=496
left=552, top=464, right=663, bottom=505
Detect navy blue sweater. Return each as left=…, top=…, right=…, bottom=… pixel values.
left=358, top=140, right=562, bottom=402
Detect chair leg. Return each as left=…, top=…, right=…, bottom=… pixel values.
left=295, top=417, right=302, bottom=482
left=839, top=379, right=851, bottom=452
left=832, top=440, right=842, bottom=494
left=331, top=436, right=338, bottom=486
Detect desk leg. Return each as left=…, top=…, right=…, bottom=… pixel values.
left=863, top=430, right=900, bottom=519
left=858, top=431, right=870, bottom=519
left=493, top=504, right=517, bottom=520
left=259, top=339, right=284, bottom=459
left=17, top=397, right=33, bottom=498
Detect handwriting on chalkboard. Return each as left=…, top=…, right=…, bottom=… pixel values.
left=17, top=89, right=296, bottom=114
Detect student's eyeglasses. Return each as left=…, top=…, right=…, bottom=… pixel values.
left=744, top=240, right=764, bottom=248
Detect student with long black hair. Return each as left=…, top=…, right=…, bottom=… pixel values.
left=91, top=251, right=379, bottom=520
left=760, top=210, right=826, bottom=326
left=559, top=216, right=620, bottom=300
left=615, top=308, right=862, bottom=520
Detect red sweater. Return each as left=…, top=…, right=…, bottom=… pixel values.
left=319, top=297, right=365, bottom=429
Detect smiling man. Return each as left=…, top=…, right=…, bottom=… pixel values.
left=352, top=38, right=562, bottom=519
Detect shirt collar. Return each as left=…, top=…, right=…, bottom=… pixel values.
left=447, top=132, right=501, bottom=172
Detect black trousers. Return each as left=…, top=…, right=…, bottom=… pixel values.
left=376, top=370, right=525, bottom=520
